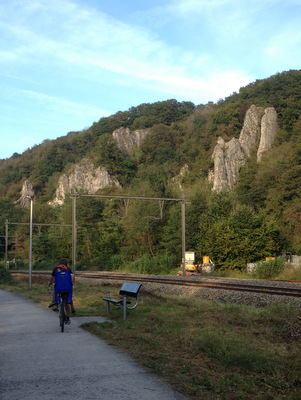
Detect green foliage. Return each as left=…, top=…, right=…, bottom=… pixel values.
left=92, top=202, right=125, bottom=269
left=108, top=254, right=126, bottom=270
left=0, top=265, right=13, bottom=283
left=1, top=71, right=301, bottom=272
left=233, top=70, right=301, bottom=131
left=129, top=99, right=195, bottom=130
left=32, top=232, right=57, bottom=265
left=199, top=199, right=284, bottom=270
left=251, top=257, right=286, bottom=279
left=212, top=104, right=242, bottom=138
left=0, top=198, right=26, bottom=260
left=129, top=253, right=177, bottom=275
left=140, top=124, right=175, bottom=165
left=235, top=125, right=301, bottom=253
left=185, top=189, right=210, bottom=251
left=31, top=144, right=63, bottom=186
left=160, top=203, right=182, bottom=262
left=198, top=331, right=276, bottom=373
left=93, top=134, right=137, bottom=185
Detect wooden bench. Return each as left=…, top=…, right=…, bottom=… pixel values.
left=102, top=282, right=142, bottom=320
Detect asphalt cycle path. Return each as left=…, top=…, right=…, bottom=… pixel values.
left=0, top=289, right=187, bottom=400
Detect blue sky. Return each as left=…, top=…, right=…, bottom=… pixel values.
left=1, top=0, right=300, bottom=159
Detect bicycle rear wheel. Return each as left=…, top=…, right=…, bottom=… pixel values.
left=59, top=300, right=65, bottom=332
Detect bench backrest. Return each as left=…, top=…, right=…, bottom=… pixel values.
left=119, top=282, right=142, bottom=298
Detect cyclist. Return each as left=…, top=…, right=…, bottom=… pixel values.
left=48, top=258, right=75, bottom=325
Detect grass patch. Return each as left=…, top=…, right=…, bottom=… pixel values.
left=277, top=266, right=301, bottom=281
left=0, top=265, right=13, bottom=284
left=1, top=275, right=301, bottom=399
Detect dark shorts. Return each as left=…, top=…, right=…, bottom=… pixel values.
left=55, top=289, right=72, bottom=304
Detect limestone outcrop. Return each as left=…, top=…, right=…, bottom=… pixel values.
left=257, top=107, right=279, bottom=161
left=210, top=137, right=247, bottom=191
left=209, top=105, right=279, bottom=191
left=48, top=126, right=147, bottom=206
left=112, top=127, right=149, bottom=155
left=238, top=105, right=265, bottom=157
left=49, top=159, right=121, bottom=206
left=14, top=180, right=34, bottom=207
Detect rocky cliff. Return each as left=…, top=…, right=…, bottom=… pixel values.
left=47, top=126, right=148, bottom=206
left=49, top=159, right=121, bottom=206
left=112, top=127, right=150, bottom=155
left=257, top=107, right=279, bottom=161
left=48, top=127, right=149, bottom=206
left=209, top=105, right=279, bottom=191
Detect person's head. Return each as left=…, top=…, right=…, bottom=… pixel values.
left=58, top=257, right=68, bottom=266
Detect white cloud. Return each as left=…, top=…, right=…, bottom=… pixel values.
left=1, top=0, right=249, bottom=105
left=0, top=0, right=299, bottom=160
left=20, top=89, right=110, bottom=118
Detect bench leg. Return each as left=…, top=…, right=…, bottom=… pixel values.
left=123, top=295, right=127, bottom=320
left=106, top=292, right=110, bottom=314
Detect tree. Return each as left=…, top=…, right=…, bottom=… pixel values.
left=0, top=199, right=25, bottom=260
left=93, top=201, right=125, bottom=269
left=160, top=203, right=182, bottom=263
left=32, top=231, right=56, bottom=265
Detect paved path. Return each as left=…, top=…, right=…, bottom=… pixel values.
left=0, top=290, right=187, bottom=400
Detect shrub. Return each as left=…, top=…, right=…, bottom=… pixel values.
left=109, top=254, right=126, bottom=271
left=0, top=265, right=13, bottom=283
left=33, top=260, right=53, bottom=270
left=130, top=253, right=177, bottom=275
left=252, top=257, right=285, bottom=279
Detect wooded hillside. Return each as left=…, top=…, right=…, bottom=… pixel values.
left=1, top=70, right=300, bottom=272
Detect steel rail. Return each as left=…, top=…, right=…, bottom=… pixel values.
left=11, top=271, right=301, bottom=298
left=76, top=273, right=301, bottom=297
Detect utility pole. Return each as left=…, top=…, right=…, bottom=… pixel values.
left=15, top=233, right=18, bottom=268
left=5, top=220, right=8, bottom=269
left=27, top=196, right=33, bottom=289
left=72, top=191, right=77, bottom=274
left=181, top=193, right=186, bottom=276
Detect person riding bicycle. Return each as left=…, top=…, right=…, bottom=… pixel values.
left=48, top=258, right=75, bottom=325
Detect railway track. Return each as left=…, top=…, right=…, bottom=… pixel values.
left=12, top=271, right=301, bottom=298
